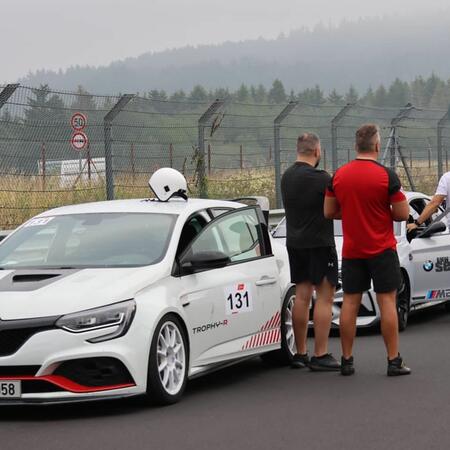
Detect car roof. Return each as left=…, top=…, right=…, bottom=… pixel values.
left=404, top=191, right=429, bottom=200
left=34, top=198, right=242, bottom=219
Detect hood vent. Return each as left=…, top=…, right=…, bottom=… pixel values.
left=12, top=274, right=60, bottom=283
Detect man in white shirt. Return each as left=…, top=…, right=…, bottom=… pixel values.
left=407, top=171, right=450, bottom=231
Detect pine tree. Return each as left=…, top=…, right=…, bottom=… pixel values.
left=344, top=85, right=359, bottom=103
left=424, top=73, right=441, bottom=106
left=373, top=85, right=388, bottom=107
left=387, top=78, right=411, bottom=107
left=410, top=77, right=426, bottom=107
left=170, top=90, right=187, bottom=102
left=268, top=79, right=287, bottom=104
left=71, top=85, right=97, bottom=112
left=361, top=87, right=375, bottom=106
left=25, top=84, right=66, bottom=123
left=327, top=89, right=344, bottom=105
left=254, top=84, right=267, bottom=103
left=189, top=85, right=208, bottom=102
left=236, top=84, right=250, bottom=102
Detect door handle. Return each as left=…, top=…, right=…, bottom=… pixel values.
left=256, top=277, right=277, bottom=286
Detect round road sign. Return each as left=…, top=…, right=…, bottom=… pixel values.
left=71, top=112, right=87, bottom=131
left=71, top=132, right=89, bottom=151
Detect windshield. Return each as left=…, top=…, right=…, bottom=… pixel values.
left=0, top=213, right=177, bottom=269
left=273, top=218, right=401, bottom=237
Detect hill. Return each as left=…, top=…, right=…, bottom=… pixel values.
left=19, top=11, right=450, bottom=95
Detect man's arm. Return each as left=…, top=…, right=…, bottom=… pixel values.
left=391, top=199, right=410, bottom=222
left=324, top=196, right=341, bottom=219
left=406, top=194, right=446, bottom=230
left=387, top=169, right=409, bottom=222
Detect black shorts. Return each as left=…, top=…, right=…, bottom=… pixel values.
left=287, top=246, right=338, bottom=286
left=342, top=248, right=401, bottom=294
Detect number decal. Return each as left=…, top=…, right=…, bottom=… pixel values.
left=225, top=283, right=253, bottom=315
left=24, top=217, right=54, bottom=227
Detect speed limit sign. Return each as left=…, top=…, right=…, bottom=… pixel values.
left=71, top=112, right=87, bottom=131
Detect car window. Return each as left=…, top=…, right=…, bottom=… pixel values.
left=209, top=208, right=233, bottom=218
left=185, top=208, right=263, bottom=265
left=0, top=213, right=177, bottom=269
left=177, top=214, right=209, bottom=256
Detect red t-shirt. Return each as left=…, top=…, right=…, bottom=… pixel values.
left=326, top=159, right=406, bottom=259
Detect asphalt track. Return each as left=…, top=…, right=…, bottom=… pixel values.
left=1, top=306, right=450, bottom=450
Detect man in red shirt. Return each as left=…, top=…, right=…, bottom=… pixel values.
left=324, top=124, right=411, bottom=376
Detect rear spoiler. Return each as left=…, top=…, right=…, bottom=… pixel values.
left=231, top=197, right=270, bottom=224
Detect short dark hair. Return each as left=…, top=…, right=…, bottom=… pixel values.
left=355, top=124, right=380, bottom=153
left=297, top=133, right=320, bottom=155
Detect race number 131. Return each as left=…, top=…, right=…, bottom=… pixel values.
left=225, top=283, right=253, bottom=315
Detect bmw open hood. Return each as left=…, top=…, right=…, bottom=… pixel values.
left=0, top=265, right=167, bottom=320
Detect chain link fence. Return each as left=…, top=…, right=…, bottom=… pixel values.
left=0, top=83, right=449, bottom=228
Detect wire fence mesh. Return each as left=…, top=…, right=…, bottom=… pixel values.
left=0, top=83, right=449, bottom=228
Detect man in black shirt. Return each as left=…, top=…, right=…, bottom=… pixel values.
left=281, top=133, right=340, bottom=371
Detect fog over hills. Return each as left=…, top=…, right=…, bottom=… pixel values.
left=20, top=12, right=450, bottom=94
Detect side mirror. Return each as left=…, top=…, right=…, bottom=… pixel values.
left=180, top=251, right=230, bottom=273
left=417, top=221, right=447, bottom=239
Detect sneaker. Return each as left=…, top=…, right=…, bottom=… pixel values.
left=291, top=353, right=309, bottom=369
left=309, top=353, right=341, bottom=372
left=340, top=356, right=355, bottom=376
left=387, top=355, right=411, bottom=377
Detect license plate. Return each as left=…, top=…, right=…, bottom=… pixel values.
left=0, top=381, right=21, bottom=398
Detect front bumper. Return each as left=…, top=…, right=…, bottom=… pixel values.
left=0, top=319, right=150, bottom=403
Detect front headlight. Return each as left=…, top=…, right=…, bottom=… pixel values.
left=56, top=299, right=136, bottom=343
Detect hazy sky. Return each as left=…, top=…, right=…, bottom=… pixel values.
left=2, top=0, right=449, bottom=82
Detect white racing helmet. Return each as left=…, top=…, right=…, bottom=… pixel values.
left=149, top=168, right=188, bottom=202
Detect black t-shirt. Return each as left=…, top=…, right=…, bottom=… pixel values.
left=281, top=162, right=335, bottom=249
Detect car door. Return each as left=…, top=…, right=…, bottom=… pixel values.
left=177, top=206, right=281, bottom=368
left=408, top=197, right=450, bottom=304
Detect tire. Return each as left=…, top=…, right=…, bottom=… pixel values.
left=145, top=314, right=189, bottom=405
left=397, top=272, right=410, bottom=332
left=261, top=286, right=296, bottom=365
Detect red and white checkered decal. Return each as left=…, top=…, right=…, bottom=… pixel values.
left=242, top=311, right=281, bottom=350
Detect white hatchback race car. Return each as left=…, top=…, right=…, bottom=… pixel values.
left=272, top=191, right=450, bottom=331
left=0, top=171, right=295, bottom=405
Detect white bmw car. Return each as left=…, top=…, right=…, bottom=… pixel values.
left=272, top=191, right=450, bottom=331
left=0, top=187, right=295, bottom=404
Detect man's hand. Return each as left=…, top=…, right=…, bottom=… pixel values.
left=406, top=223, right=419, bottom=232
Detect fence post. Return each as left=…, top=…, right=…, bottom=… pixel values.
left=331, top=103, right=354, bottom=173
left=274, top=101, right=298, bottom=209
left=103, top=94, right=135, bottom=200
left=207, top=144, right=212, bottom=176
left=0, top=84, right=19, bottom=110
left=41, top=142, right=46, bottom=191
left=383, top=103, right=416, bottom=190
left=130, top=143, right=136, bottom=182
left=437, top=107, right=450, bottom=180
left=169, top=143, right=174, bottom=168
left=198, top=99, right=224, bottom=198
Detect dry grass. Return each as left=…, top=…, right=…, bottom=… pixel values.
left=0, top=164, right=439, bottom=229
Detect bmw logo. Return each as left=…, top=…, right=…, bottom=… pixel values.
left=423, top=261, right=434, bottom=272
